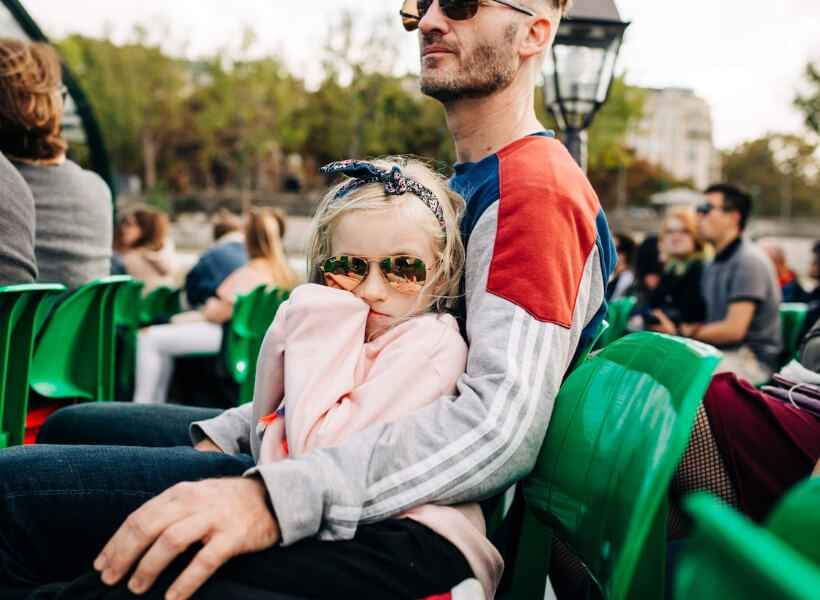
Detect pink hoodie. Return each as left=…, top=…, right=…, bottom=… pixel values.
left=251, top=284, right=503, bottom=598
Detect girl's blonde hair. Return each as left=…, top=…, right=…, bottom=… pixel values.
left=246, top=206, right=295, bottom=290
left=307, top=156, right=465, bottom=315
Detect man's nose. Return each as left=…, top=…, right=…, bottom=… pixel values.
left=419, top=0, right=450, bottom=33
left=353, top=264, right=389, bottom=304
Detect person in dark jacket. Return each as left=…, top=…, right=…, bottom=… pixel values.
left=631, top=208, right=707, bottom=332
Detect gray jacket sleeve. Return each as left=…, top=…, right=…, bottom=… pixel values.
left=238, top=203, right=607, bottom=545
left=190, top=402, right=254, bottom=455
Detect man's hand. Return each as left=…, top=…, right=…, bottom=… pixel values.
left=193, top=438, right=223, bottom=453
left=94, top=477, right=279, bottom=600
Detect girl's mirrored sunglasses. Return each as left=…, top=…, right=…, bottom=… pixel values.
left=322, top=255, right=428, bottom=293
left=400, top=0, right=536, bottom=31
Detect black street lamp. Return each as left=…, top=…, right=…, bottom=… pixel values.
left=543, top=0, right=629, bottom=170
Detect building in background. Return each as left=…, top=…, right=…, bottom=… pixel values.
left=627, top=87, right=722, bottom=191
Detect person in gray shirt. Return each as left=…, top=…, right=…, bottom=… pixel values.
left=0, top=38, right=111, bottom=290
left=682, top=183, right=782, bottom=382
left=0, top=151, right=37, bottom=285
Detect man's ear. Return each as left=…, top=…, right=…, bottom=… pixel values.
left=519, top=15, right=552, bottom=59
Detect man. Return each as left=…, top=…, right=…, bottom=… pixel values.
left=0, top=2, right=613, bottom=598
left=681, top=183, right=782, bottom=383
left=0, top=150, right=37, bottom=285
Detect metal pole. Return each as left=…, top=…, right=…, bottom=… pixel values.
left=563, top=128, right=587, bottom=173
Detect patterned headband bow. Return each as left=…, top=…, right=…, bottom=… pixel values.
left=320, top=159, right=446, bottom=230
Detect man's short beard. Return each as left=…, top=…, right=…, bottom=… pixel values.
left=420, top=25, right=519, bottom=103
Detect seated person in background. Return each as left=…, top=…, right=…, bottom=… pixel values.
left=183, top=208, right=249, bottom=309
left=671, top=314, right=820, bottom=534
left=0, top=38, right=111, bottom=289
left=626, top=234, right=663, bottom=305
left=605, top=231, right=636, bottom=301
left=0, top=150, right=37, bottom=285
left=113, top=205, right=177, bottom=294
left=761, top=241, right=806, bottom=302
left=133, top=207, right=294, bottom=404
left=797, top=240, right=820, bottom=341
left=632, top=209, right=707, bottom=333
left=680, top=183, right=782, bottom=383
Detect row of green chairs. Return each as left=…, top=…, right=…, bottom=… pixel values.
left=505, top=331, right=722, bottom=599
left=225, top=285, right=290, bottom=405
left=0, top=277, right=133, bottom=447
left=677, top=477, right=820, bottom=599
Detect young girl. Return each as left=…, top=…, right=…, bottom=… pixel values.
left=194, top=157, right=503, bottom=598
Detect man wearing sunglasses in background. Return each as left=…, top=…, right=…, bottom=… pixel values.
left=0, top=1, right=615, bottom=599
left=680, top=183, right=781, bottom=383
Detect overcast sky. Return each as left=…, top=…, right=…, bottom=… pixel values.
left=16, top=0, right=820, bottom=150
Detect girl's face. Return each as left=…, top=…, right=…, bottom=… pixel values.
left=661, top=216, right=696, bottom=259
left=329, top=209, right=438, bottom=340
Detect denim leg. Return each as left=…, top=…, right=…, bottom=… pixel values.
left=0, top=444, right=254, bottom=599
left=36, top=403, right=223, bottom=447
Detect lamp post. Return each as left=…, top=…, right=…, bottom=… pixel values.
left=543, top=0, right=629, bottom=170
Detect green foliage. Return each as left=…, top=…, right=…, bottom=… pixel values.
left=587, top=78, right=647, bottom=171
left=794, top=62, right=820, bottom=135
left=722, top=134, right=819, bottom=217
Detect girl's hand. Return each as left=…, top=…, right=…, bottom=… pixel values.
left=194, top=439, right=223, bottom=453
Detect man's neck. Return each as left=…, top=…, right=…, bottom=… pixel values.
left=713, top=232, right=741, bottom=255
left=443, top=80, right=543, bottom=164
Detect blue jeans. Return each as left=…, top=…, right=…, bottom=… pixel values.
left=1, top=404, right=472, bottom=599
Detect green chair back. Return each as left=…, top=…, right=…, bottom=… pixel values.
left=138, top=285, right=181, bottom=326
left=571, top=319, right=609, bottom=372
left=225, top=284, right=270, bottom=384
left=29, top=276, right=132, bottom=402
left=676, top=487, right=820, bottom=600
left=596, top=296, right=637, bottom=348
left=0, top=283, right=66, bottom=447
left=779, top=302, right=809, bottom=363
left=113, top=280, right=145, bottom=399
left=225, top=286, right=290, bottom=405
left=764, top=477, right=820, bottom=567
left=511, top=331, right=722, bottom=600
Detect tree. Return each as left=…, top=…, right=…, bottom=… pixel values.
left=722, top=134, right=819, bottom=218
left=58, top=30, right=188, bottom=189
left=794, top=61, right=820, bottom=135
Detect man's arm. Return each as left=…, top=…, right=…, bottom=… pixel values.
left=250, top=203, right=607, bottom=543
left=681, top=301, right=756, bottom=345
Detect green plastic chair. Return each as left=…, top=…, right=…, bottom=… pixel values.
left=596, top=296, right=637, bottom=348
left=571, top=319, right=609, bottom=372
left=509, top=331, right=722, bottom=600
left=227, top=286, right=290, bottom=406
left=225, top=284, right=270, bottom=385
left=488, top=319, right=612, bottom=537
left=676, top=482, right=820, bottom=600
left=138, top=285, right=181, bottom=326
left=114, top=280, right=145, bottom=399
left=0, top=283, right=66, bottom=448
left=779, top=302, right=809, bottom=363
left=29, top=276, right=133, bottom=402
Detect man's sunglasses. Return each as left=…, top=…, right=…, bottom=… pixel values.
left=695, top=202, right=732, bottom=215
left=321, top=255, right=429, bottom=293
left=400, top=0, right=536, bottom=32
